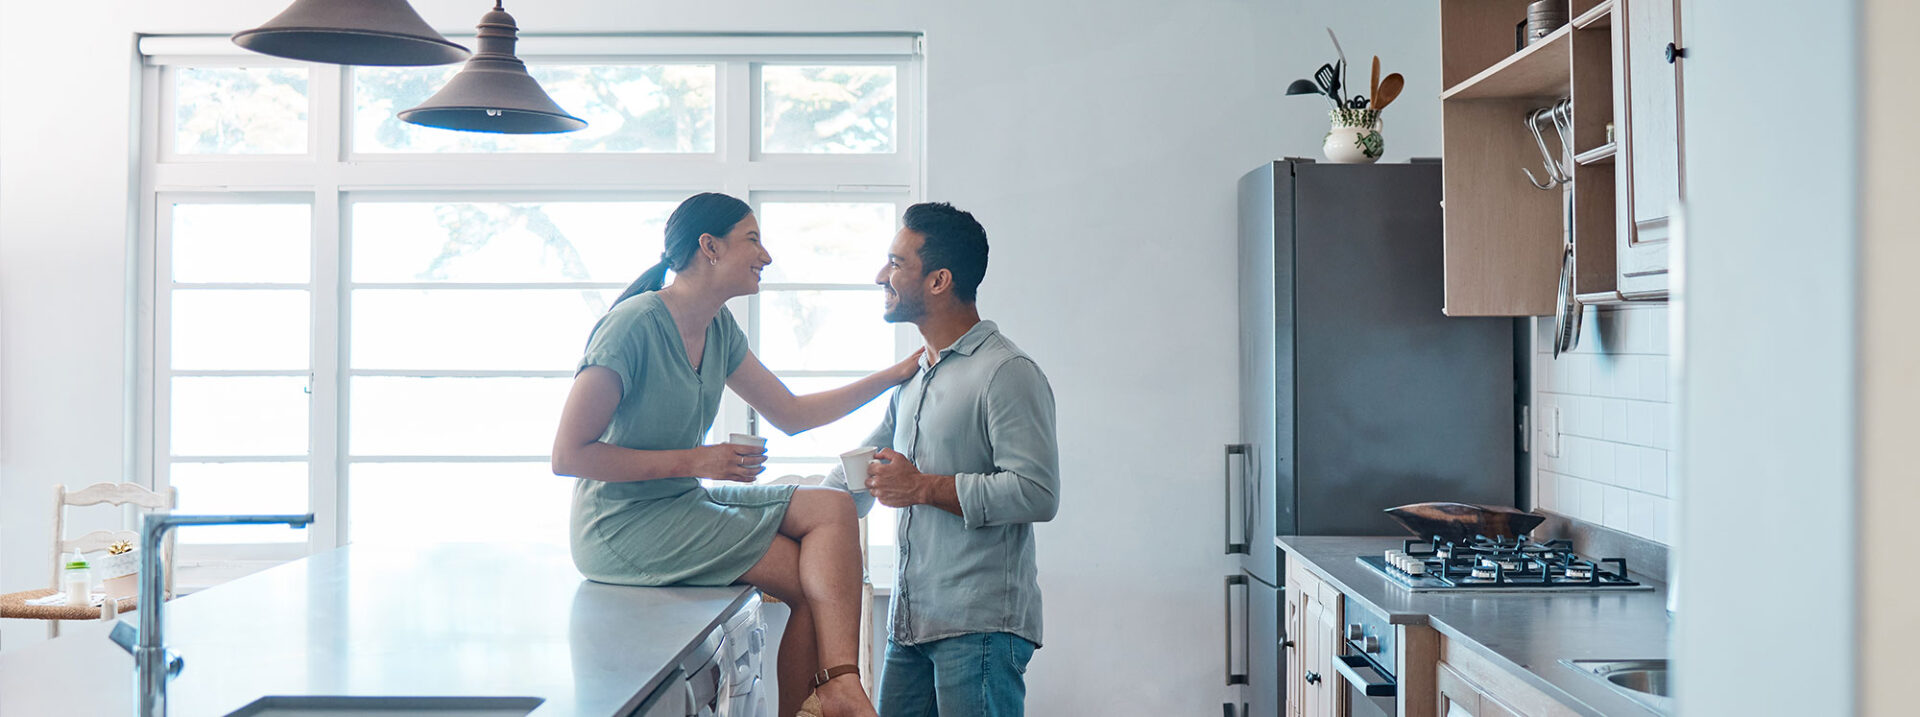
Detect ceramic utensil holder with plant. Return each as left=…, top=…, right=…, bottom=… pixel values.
left=1284, top=28, right=1404, bottom=164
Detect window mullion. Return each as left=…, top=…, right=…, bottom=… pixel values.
left=312, top=186, right=344, bottom=552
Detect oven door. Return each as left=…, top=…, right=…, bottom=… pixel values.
left=1335, top=649, right=1397, bottom=717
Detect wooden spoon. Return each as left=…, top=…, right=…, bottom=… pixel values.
left=1373, top=73, right=1405, bottom=111
left=1369, top=56, right=1381, bottom=108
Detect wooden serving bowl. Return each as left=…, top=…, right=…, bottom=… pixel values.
left=1383, top=502, right=1546, bottom=542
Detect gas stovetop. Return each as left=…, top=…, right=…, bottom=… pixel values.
left=1358, top=536, right=1653, bottom=592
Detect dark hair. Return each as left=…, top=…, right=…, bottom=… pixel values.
left=611, top=192, right=753, bottom=307
left=903, top=202, right=989, bottom=303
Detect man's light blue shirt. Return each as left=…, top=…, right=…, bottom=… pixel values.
left=825, top=320, right=1060, bottom=647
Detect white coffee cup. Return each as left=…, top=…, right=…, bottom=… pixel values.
left=839, top=446, right=880, bottom=493
left=728, top=433, right=767, bottom=449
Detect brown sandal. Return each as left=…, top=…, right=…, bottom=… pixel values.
left=810, top=663, right=861, bottom=689
left=796, top=692, right=824, bottom=717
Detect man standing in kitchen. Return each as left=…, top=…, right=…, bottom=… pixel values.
left=823, top=201, right=1059, bottom=717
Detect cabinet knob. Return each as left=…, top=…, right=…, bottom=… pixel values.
left=1665, top=42, right=1687, bottom=63
left=1281, top=640, right=1295, bottom=649
left=1305, top=671, right=1322, bottom=685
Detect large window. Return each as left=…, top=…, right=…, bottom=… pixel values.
left=137, top=36, right=921, bottom=574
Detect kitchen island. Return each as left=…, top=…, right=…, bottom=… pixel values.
left=1280, top=535, right=1670, bottom=717
left=0, top=542, right=754, bottom=716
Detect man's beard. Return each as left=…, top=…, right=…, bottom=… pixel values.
left=883, top=293, right=926, bottom=323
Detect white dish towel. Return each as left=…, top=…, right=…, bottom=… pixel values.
left=24, top=592, right=109, bottom=608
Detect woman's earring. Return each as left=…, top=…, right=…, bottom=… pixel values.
left=709, top=258, right=718, bottom=266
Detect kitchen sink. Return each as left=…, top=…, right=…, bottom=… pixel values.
left=1562, top=659, right=1671, bottom=713
left=222, top=696, right=544, bottom=716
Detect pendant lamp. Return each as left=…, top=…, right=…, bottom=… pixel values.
left=233, top=0, right=471, bottom=66
left=397, top=1, right=587, bottom=134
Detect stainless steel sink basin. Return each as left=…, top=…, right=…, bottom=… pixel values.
left=223, top=696, right=544, bottom=716
left=1563, top=659, right=1670, bottom=713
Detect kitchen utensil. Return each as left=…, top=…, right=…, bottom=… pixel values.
left=1347, top=95, right=1369, bottom=109
left=1369, top=55, right=1381, bottom=104
left=1314, top=63, right=1341, bottom=106
left=1373, top=73, right=1404, bottom=111
left=1383, top=502, right=1547, bottom=542
left=1334, top=58, right=1347, bottom=105
left=1553, top=181, right=1582, bottom=355
left=1286, top=78, right=1322, bottom=96
left=1326, top=28, right=1348, bottom=92
left=1554, top=243, right=1577, bottom=355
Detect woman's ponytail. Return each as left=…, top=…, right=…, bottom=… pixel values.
left=612, top=255, right=674, bottom=308
left=606, top=192, right=753, bottom=310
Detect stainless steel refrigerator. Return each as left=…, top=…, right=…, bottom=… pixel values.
left=1223, top=160, right=1517, bottom=717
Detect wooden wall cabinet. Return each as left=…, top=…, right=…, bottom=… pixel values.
left=1437, top=0, right=1680, bottom=314
left=1615, top=0, right=1683, bottom=297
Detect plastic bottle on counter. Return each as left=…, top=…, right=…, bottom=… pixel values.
left=62, top=551, right=92, bottom=606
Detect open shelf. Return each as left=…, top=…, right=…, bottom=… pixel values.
left=1575, top=143, right=1617, bottom=165
left=1574, top=1, right=1615, bottom=29
left=1440, top=24, right=1572, bottom=101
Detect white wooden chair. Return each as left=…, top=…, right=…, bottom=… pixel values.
left=0, top=482, right=177, bottom=638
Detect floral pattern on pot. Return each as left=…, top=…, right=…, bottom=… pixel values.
left=1323, top=108, right=1384, bottom=164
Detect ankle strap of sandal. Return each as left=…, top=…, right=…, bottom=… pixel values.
left=811, top=663, right=860, bottom=689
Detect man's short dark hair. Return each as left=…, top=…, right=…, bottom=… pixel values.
left=903, top=202, right=989, bottom=303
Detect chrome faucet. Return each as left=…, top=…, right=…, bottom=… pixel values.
left=107, top=512, right=314, bottom=717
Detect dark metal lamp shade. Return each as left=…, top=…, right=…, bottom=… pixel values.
left=398, top=3, right=586, bottom=134
left=232, top=0, right=471, bottom=66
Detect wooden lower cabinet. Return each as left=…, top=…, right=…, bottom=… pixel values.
left=1430, top=634, right=1578, bottom=717
left=1281, top=567, right=1585, bottom=717
left=1285, top=562, right=1345, bottom=717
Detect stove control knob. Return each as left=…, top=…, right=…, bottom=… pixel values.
left=1346, top=623, right=1364, bottom=641
left=1362, top=635, right=1380, bottom=653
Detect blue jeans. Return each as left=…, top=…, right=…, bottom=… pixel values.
left=877, top=632, right=1036, bottom=717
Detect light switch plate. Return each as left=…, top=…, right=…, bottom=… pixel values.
left=1542, top=406, right=1563, bottom=458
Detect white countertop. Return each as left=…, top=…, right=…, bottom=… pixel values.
left=0, top=542, right=753, bottom=716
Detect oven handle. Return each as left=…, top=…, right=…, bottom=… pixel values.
left=1334, top=654, right=1397, bottom=697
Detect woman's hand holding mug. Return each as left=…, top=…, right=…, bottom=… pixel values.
left=693, top=443, right=767, bottom=482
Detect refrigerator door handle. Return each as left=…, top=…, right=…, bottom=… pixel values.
left=1224, top=444, right=1250, bottom=554
left=1224, top=574, right=1250, bottom=686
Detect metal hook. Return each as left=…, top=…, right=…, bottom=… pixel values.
left=1523, top=108, right=1564, bottom=189
left=1549, top=99, right=1575, bottom=175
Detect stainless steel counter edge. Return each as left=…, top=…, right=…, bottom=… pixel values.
left=1278, top=536, right=1668, bottom=717
left=0, top=543, right=758, bottom=717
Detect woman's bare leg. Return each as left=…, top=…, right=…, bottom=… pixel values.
left=741, top=534, right=815, bottom=715
left=738, top=487, right=874, bottom=717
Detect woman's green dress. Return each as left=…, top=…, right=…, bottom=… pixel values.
left=569, top=292, right=795, bottom=586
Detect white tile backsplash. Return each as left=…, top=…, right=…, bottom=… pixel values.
left=1533, top=305, right=1675, bottom=544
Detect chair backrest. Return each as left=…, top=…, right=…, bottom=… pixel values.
left=49, top=482, right=177, bottom=597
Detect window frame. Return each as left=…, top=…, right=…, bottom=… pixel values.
left=135, top=35, right=924, bottom=575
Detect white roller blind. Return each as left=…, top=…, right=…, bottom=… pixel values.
left=139, top=33, right=921, bottom=65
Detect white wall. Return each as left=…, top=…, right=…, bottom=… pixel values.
left=1529, top=306, right=1675, bottom=544
left=0, top=0, right=1442, bottom=711
left=1673, top=0, right=1859, bottom=715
